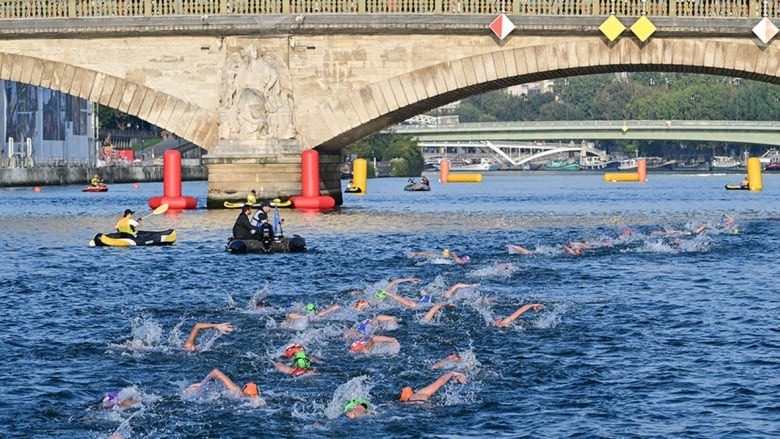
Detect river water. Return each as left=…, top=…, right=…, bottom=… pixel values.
left=1, top=173, right=778, bottom=438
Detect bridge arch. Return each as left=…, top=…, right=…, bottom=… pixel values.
left=0, top=52, right=219, bottom=148
left=305, top=37, right=780, bottom=152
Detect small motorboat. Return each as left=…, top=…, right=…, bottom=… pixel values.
left=225, top=235, right=307, bottom=254
left=89, top=229, right=177, bottom=247
left=83, top=184, right=109, bottom=192
left=404, top=182, right=430, bottom=192
left=725, top=184, right=749, bottom=190
left=345, top=186, right=362, bottom=193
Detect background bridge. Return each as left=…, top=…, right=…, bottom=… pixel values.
left=393, top=120, right=780, bottom=146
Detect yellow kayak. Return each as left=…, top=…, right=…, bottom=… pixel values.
left=89, top=229, right=177, bottom=247
left=223, top=199, right=292, bottom=208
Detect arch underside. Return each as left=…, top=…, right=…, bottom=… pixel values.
left=0, top=52, right=219, bottom=149
left=308, top=38, right=780, bottom=153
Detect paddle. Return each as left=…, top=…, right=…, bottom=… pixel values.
left=140, top=203, right=169, bottom=220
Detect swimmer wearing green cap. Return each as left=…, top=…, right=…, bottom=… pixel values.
left=343, top=399, right=370, bottom=419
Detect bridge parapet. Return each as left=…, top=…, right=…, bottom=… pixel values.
left=0, top=0, right=774, bottom=18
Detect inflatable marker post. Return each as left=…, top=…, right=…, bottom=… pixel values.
left=747, top=157, right=762, bottom=191
left=447, top=173, right=483, bottom=183
left=148, top=150, right=197, bottom=210
left=439, top=159, right=450, bottom=184
left=352, top=158, right=367, bottom=195
left=604, top=173, right=639, bottom=182
left=637, top=158, right=647, bottom=183
left=603, top=158, right=646, bottom=183
left=289, top=149, right=336, bottom=209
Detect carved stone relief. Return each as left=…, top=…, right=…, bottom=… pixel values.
left=218, top=44, right=296, bottom=142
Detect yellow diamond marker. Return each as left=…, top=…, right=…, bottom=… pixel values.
left=630, top=16, right=657, bottom=43
left=622, top=123, right=629, bottom=133
left=600, top=15, right=626, bottom=42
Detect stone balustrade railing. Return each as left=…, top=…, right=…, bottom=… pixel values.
left=0, top=0, right=777, bottom=19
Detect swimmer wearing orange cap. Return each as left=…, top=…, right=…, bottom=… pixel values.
left=186, top=368, right=262, bottom=401
left=399, top=372, right=467, bottom=403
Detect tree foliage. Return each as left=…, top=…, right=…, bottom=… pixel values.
left=345, top=132, right=423, bottom=177
left=452, top=73, right=780, bottom=156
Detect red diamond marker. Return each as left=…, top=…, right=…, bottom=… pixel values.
left=489, top=14, right=515, bottom=40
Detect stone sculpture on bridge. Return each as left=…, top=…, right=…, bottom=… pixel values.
left=218, top=44, right=296, bottom=142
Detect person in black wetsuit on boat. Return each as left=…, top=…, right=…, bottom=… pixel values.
left=232, top=205, right=254, bottom=240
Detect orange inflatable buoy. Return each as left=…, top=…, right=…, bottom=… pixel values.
left=34, top=186, right=41, bottom=192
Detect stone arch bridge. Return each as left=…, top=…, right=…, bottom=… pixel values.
left=0, top=4, right=778, bottom=206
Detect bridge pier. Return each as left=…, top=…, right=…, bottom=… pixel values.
left=203, top=140, right=344, bottom=208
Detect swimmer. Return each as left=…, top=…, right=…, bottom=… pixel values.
left=399, top=371, right=467, bottom=403
left=284, top=303, right=341, bottom=323
left=507, top=244, right=534, bottom=255
left=343, top=315, right=398, bottom=338
left=349, top=335, right=400, bottom=354
left=494, top=303, right=544, bottom=328
left=562, top=244, right=583, bottom=255
left=351, top=278, right=421, bottom=310
left=186, top=368, right=262, bottom=403
left=422, top=302, right=455, bottom=322
left=343, top=398, right=371, bottom=419
left=273, top=343, right=317, bottom=377
left=442, top=283, right=480, bottom=299
left=431, top=354, right=463, bottom=369
left=449, top=251, right=471, bottom=264
left=100, top=392, right=140, bottom=409
left=381, top=290, right=419, bottom=308
left=182, top=322, right=234, bottom=351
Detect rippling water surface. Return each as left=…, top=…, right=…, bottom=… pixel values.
left=1, top=173, right=779, bottom=438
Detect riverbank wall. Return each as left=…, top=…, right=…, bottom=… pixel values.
left=0, top=164, right=207, bottom=187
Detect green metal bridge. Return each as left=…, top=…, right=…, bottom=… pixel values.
left=391, top=120, right=780, bottom=146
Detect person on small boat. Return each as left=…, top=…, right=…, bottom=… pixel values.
left=346, top=180, right=360, bottom=192
left=406, top=177, right=415, bottom=187
left=739, top=177, right=749, bottom=189
left=250, top=201, right=271, bottom=230
left=115, top=209, right=141, bottom=237
left=247, top=189, right=257, bottom=205
left=399, top=371, right=468, bottom=403
left=421, top=176, right=430, bottom=186
left=90, top=174, right=103, bottom=187
left=232, top=205, right=254, bottom=240
left=186, top=368, right=263, bottom=405
left=181, top=322, right=234, bottom=352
